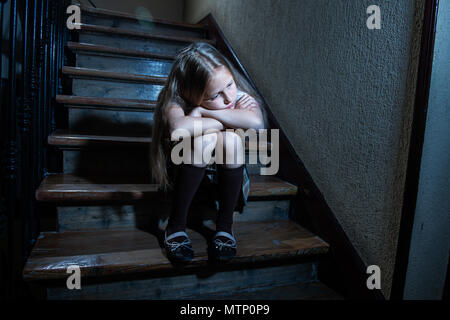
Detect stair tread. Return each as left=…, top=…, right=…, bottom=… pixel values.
left=79, top=23, right=215, bottom=45
left=23, top=220, right=328, bottom=281
left=67, top=41, right=177, bottom=60
left=62, top=66, right=167, bottom=84
left=48, top=130, right=271, bottom=152
left=56, top=94, right=156, bottom=111
left=48, top=130, right=152, bottom=147
left=35, top=173, right=297, bottom=202
left=80, top=5, right=207, bottom=30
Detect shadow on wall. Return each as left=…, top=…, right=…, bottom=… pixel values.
left=74, top=0, right=184, bottom=22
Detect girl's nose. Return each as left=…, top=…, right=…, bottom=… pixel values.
left=223, top=92, right=231, bottom=104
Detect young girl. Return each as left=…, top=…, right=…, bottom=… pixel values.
left=151, top=42, right=266, bottom=263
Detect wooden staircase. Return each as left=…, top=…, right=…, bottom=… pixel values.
left=23, top=4, right=333, bottom=300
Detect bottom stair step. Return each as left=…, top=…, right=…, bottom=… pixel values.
left=24, top=220, right=328, bottom=281
left=44, top=264, right=323, bottom=300
left=23, top=220, right=329, bottom=299
left=189, top=281, right=344, bottom=300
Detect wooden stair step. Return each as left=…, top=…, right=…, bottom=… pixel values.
left=48, top=130, right=151, bottom=148
left=62, top=66, right=167, bottom=84
left=56, top=95, right=156, bottom=111
left=67, top=41, right=177, bottom=60
left=48, top=130, right=271, bottom=152
left=23, top=220, right=328, bottom=281
left=79, top=5, right=207, bottom=31
left=198, top=281, right=343, bottom=300
left=35, top=174, right=297, bottom=202
left=78, top=23, right=215, bottom=45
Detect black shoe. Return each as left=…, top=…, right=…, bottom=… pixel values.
left=164, top=230, right=194, bottom=263
left=211, top=231, right=237, bottom=262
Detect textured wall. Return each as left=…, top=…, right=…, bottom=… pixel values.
left=185, top=0, right=425, bottom=298
left=404, top=0, right=450, bottom=300
left=184, top=0, right=211, bottom=22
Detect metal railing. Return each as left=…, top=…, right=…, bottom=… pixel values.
left=0, top=0, right=71, bottom=298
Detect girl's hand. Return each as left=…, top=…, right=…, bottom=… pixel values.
left=189, top=106, right=203, bottom=118
left=235, top=94, right=258, bottom=110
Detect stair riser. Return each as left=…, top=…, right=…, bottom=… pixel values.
left=63, top=149, right=151, bottom=176
left=68, top=108, right=153, bottom=135
left=62, top=149, right=263, bottom=177
left=72, top=78, right=163, bottom=100
left=57, top=200, right=290, bottom=232
left=80, top=32, right=188, bottom=56
left=45, top=262, right=317, bottom=300
left=82, top=14, right=206, bottom=39
left=76, top=53, right=173, bottom=77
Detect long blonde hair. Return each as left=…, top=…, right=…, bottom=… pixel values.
left=151, top=42, right=266, bottom=190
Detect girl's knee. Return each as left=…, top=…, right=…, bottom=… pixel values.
left=192, top=132, right=218, bottom=152
left=220, top=131, right=243, bottom=150
left=191, top=132, right=218, bottom=166
left=218, top=131, right=244, bottom=165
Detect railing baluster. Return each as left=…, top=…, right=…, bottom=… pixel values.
left=21, top=0, right=30, bottom=264
left=6, top=0, right=19, bottom=299
left=0, top=0, right=7, bottom=301
left=50, top=0, right=56, bottom=132
left=37, top=0, right=44, bottom=179
left=29, top=0, right=40, bottom=244
left=0, top=0, right=5, bottom=88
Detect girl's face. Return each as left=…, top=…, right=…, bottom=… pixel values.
left=200, top=66, right=237, bottom=110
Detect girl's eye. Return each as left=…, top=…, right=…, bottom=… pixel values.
left=206, top=94, right=219, bottom=101
left=227, top=82, right=233, bottom=88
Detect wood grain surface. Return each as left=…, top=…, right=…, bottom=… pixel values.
left=68, top=42, right=177, bottom=60
left=62, top=66, right=167, bottom=84
left=79, top=23, right=215, bottom=45
left=23, top=220, right=328, bottom=281
left=35, top=173, right=297, bottom=202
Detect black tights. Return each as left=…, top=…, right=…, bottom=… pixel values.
left=166, top=164, right=243, bottom=237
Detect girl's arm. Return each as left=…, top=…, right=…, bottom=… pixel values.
left=200, top=108, right=264, bottom=130
left=167, top=104, right=224, bottom=141
left=199, top=95, right=265, bottom=130
left=199, top=93, right=264, bottom=130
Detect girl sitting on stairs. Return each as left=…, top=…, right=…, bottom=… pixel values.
left=151, top=42, right=266, bottom=264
